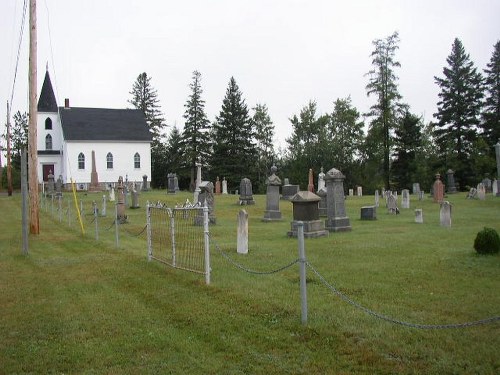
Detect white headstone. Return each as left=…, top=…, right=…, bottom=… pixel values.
left=440, top=201, right=452, bottom=227
left=109, top=187, right=115, bottom=202
left=374, top=190, right=380, bottom=207
left=357, top=186, right=362, bottom=197
left=317, top=167, right=325, bottom=192
left=414, top=208, right=423, bottom=223
left=222, top=177, right=228, bottom=194
left=237, top=209, right=249, bottom=254
left=493, top=179, right=498, bottom=196
left=349, top=189, right=354, bottom=197
left=401, top=189, right=410, bottom=209
left=477, top=183, right=486, bottom=200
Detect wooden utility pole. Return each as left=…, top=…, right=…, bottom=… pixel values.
left=28, top=0, right=39, bottom=234
left=6, top=101, right=13, bottom=196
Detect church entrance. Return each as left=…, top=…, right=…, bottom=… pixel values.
left=42, top=164, right=54, bottom=182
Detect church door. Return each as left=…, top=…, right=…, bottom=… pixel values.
left=43, top=164, right=54, bottom=182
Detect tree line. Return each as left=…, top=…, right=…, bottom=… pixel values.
left=3, top=33, right=499, bottom=193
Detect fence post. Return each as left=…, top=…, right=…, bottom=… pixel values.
left=58, top=196, right=62, bottom=222
left=146, top=201, right=152, bottom=261
left=21, top=148, right=28, bottom=255
left=93, top=201, right=99, bottom=241
left=203, top=204, right=210, bottom=285
left=170, top=208, right=176, bottom=267
left=297, top=221, right=308, bottom=325
left=68, top=200, right=71, bottom=226
left=115, top=203, right=119, bottom=248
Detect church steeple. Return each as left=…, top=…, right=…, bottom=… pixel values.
left=37, top=68, right=58, bottom=112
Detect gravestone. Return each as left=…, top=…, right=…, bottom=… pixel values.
left=324, top=168, right=351, bottom=232
left=360, top=206, right=376, bottom=220
left=167, top=173, right=177, bottom=194
left=287, top=191, right=328, bottom=238
left=446, top=169, right=457, bottom=193
left=482, top=178, right=492, bottom=193
left=317, top=167, right=326, bottom=192
left=477, top=183, right=486, bottom=200
left=433, top=173, right=445, bottom=203
left=196, top=181, right=216, bottom=224
left=418, top=191, right=424, bottom=201
left=262, top=166, right=282, bottom=221
left=348, top=189, right=354, bottom=197
left=466, top=187, right=477, bottom=199
left=142, top=175, right=149, bottom=191
left=307, top=168, right=314, bottom=192
left=237, top=209, right=249, bottom=254
left=109, top=187, right=115, bottom=202
left=55, top=175, right=63, bottom=197
left=317, top=187, right=327, bottom=217
left=47, top=170, right=55, bottom=196
left=357, top=186, right=362, bottom=197
left=415, top=209, right=423, bottom=223
left=493, top=179, right=498, bottom=196
left=131, top=185, right=140, bottom=209
left=387, top=193, right=399, bottom=214
left=281, top=181, right=299, bottom=200
left=239, top=178, right=255, bottom=205
left=222, top=177, right=228, bottom=194
left=116, top=176, right=127, bottom=223
left=412, top=183, right=421, bottom=195
left=401, top=189, right=410, bottom=209
left=101, top=195, right=107, bottom=217
left=89, top=150, right=101, bottom=192
left=374, top=190, right=380, bottom=207
left=194, top=162, right=202, bottom=203
left=215, top=176, right=221, bottom=194
left=284, top=178, right=290, bottom=185
left=440, top=201, right=452, bottom=227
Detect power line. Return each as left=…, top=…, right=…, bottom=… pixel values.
left=9, top=0, right=29, bottom=108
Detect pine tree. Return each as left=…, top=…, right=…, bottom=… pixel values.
left=129, top=72, right=167, bottom=187
left=482, top=40, right=500, bottom=147
left=251, top=103, right=275, bottom=192
left=365, top=31, right=405, bottom=189
left=211, top=77, right=256, bottom=189
left=434, top=38, right=483, bottom=189
left=183, top=71, right=211, bottom=191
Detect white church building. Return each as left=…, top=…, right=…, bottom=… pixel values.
left=37, top=70, right=152, bottom=189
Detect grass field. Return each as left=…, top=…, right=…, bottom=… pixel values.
left=1, top=189, right=499, bottom=374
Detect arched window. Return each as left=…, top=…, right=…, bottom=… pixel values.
left=45, top=117, right=52, bottom=130
left=106, top=152, right=113, bottom=169
left=78, top=153, right=85, bottom=170
left=45, top=134, right=52, bottom=150
left=134, top=152, right=140, bottom=169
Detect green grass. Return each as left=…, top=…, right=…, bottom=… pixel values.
left=1, top=190, right=499, bottom=374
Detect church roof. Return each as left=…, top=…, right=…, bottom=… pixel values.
left=59, top=107, right=152, bottom=142
left=37, top=70, right=58, bottom=112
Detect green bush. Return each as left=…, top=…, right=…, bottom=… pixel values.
left=474, top=227, right=500, bottom=254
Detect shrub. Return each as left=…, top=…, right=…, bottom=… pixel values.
left=474, top=227, right=500, bottom=254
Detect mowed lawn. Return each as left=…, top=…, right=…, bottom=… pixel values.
left=0, top=190, right=499, bottom=374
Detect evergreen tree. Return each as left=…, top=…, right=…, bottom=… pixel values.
left=391, top=111, right=424, bottom=190
left=251, top=103, right=275, bottom=192
left=165, top=126, right=189, bottom=189
left=434, top=38, right=483, bottom=189
left=2, top=111, right=28, bottom=169
left=183, top=71, right=211, bottom=191
left=211, top=77, right=256, bottom=188
left=482, top=40, right=500, bottom=147
left=365, top=31, right=405, bottom=189
left=129, top=72, right=167, bottom=188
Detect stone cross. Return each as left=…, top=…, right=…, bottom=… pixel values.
left=237, top=209, right=249, bottom=254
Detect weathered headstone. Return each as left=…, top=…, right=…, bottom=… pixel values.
left=167, top=173, right=177, bottom=194
left=89, top=150, right=101, bottom=192
left=418, top=191, right=424, bottom=201
left=493, top=179, right=498, bottom=196
left=55, top=175, right=63, bottom=197
left=387, top=193, right=399, bottom=214
left=477, top=183, right=486, bottom=200
left=433, top=173, right=445, bottom=203
left=237, top=209, right=248, bottom=254
left=47, top=170, right=55, bottom=196
left=446, top=169, right=457, bottom=193
left=360, top=206, right=376, bottom=220
left=440, top=201, right=452, bottom=227
left=262, top=166, right=282, bottom=221
left=284, top=178, right=290, bottom=185
left=482, top=177, right=492, bottom=193
left=317, top=187, right=327, bottom=217
left=116, top=176, right=127, bottom=223
left=348, top=189, right=354, bottom=197
left=131, top=185, right=140, bottom=209
left=101, top=195, right=107, bottom=217
left=374, top=190, right=380, bottom=208
left=238, top=178, right=255, bottom=205
left=282, top=181, right=299, bottom=200
left=142, top=175, right=149, bottom=191
left=194, top=162, right=202, bottom=203
left=317, top=167, right=325, bottom=192
left=357, top=186, right=363, bottom=197
left=401, top=189, right=410, bottom=209
left=215, top=176, right=221, bottom=194
left=196, top=181, right=216, bottom=224
left=307, top=168, right=314, bottom=192
left=222, top=177, right=228, bottom=194
left=466, top=187, right=477, bottom=199
left=287, top=191, right=328, bottom=238
left=412, top=183, right=421, bottom=195
left=109, top=187, right=115, bottom=202
left=414, top=209, right=423, bottom=223
left=324, top=168, right=351, bottom=232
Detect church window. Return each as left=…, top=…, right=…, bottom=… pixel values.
left=106, top=152, right=113, bottom=169
left=78, top=153, right=85, bottom=170
left=134, top=152, right=140, bottom=169
left=45, top=134, right=52, bottom=150
left=45, top=117, right=52, bottom=130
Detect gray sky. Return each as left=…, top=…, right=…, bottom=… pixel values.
left=1, top=0, right=499, bottom=152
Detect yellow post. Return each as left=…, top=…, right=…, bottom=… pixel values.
left=71, top=178, right=85, bottom=235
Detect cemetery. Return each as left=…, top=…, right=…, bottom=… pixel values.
left=1, top=181, right=499, bottom=374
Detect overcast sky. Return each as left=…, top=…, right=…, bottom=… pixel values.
left=1, top=0, right=499, bottom=152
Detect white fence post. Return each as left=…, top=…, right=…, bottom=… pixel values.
left=146, top=201, right=152, bottom=261
left=203, top=204, right=211, bottom=285
left=297, top=221, right=308, bottom=325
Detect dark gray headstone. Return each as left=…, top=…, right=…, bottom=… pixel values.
left=238, top=178, right=255, bottom=205
left=324, top=168, right=351, bottom=232
left=360, top=206, right=377, bottom=220
left=287, top=191, right=327, bottom=238
left=263, top=166, right=282, bottom=221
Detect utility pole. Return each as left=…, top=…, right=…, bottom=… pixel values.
left=6, top=101, right=13, bottom=196
left=28, top=0, right=39, bottom=234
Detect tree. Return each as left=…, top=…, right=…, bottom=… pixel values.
left=365, top=31, right=405, bottom=189
left=327, top=97, right=364, bottom=185
left=129, top=72, right=167, bottom=187
left=165, top=126, right=188, bottom=188
left=251, top=103, right=275, bottom=192
left=391, top=111, right=424, bottom=190
left=183, top=70, right=211, bottom=191
left=8, top=111, right=28, bottom=169
left=434, top=38, right=483, bottom=189
left=210, top=77, right=256, bottom=189
left=482, top=40, right=500, bottom=147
